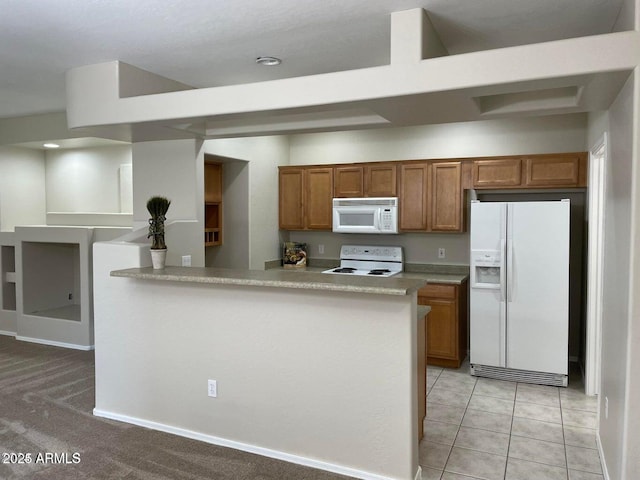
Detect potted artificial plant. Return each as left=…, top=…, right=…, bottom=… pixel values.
left=147, top=196, right=171, bottom=269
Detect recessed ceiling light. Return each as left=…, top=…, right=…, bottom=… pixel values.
left=43, top=143, right=60, bottom=149
left=256, top=56, right=281, bottom=66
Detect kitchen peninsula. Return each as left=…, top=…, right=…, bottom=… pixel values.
left=93, top=244, right=427, bottom=480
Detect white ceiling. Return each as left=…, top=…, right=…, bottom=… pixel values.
left=0, top=0, right=625, bottom=120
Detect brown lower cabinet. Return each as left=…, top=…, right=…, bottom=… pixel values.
left=418, top=280, right=468, bottom=368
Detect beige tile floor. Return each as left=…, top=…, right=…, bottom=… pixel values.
left=421, top=361, right=603, bottom=480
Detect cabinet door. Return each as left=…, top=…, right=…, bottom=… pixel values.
left=334, top=166, right=364, bottom=197
left=524, top=154, right=581, bottom=186
left=365, top=163, right=397, bottom=197
left=278, top=168, right=305, bottom=230
left=204, top=163, right=222, bottom=203
left=430, top=161, right=462, bottom=232
left=472, top=158, right=522, bottom=188
left=306, top=168, right=333, bottom=229
left=425, top=299, right=458, bottom=360
left=399, top=163, right=428, bottom=231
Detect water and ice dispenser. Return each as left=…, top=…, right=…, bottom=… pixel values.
left=471, top=250, right=502, bottom=289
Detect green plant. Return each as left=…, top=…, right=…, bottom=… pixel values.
left=147, top=196, right=171, bottom=250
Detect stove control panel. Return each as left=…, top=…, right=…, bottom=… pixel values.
left=340, top=245, right=403, bottom=262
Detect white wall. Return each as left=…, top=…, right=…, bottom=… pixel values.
left=0, top=146, right=46, bottom=231
left=289, top=115, right=588, bottom=265
left=587, top=111, right=610, bottom=149
left=291, top=231, right=470, bottom=266
left=46, top=145, right=132, bottom=214
left=623, top=67, right=640, bottom=479
left=613, top=0, right=636, bottom=32
left=598, top=72, right=634, bottom=480
left=204, top=136, right=289, bottom=270
left=289, top=114, right=588, bottom=165
left=132, top=139, right=205, bottom=267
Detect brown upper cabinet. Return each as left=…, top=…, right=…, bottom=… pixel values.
left=524, top=153, right=585, bottom=187
left=472, top=158, right=522, bottom=188
left=399, top=160, right=464, bottom=233
left=430, top=161, right=463, bottom=232
left=278, top=166, right=333, bottom=230
left=399, top=162, right=429, bottom=231
left=306, top=168, right=333, bottom=229
left=279, top=167, right=305, bottom=230
left=365, top=163, right=397, bottom=197
left=334, top=166, right=364, bottom=197
left=334, top=163, right=397, bottom=198
left=472, top=152, right=587, bottom=189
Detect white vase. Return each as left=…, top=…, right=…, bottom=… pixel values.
left=150, top=248, right=167, bottom=269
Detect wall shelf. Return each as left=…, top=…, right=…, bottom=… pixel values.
left=204, top=162, right=223, bottom=247
left=1, top=245, right=16, bottom=312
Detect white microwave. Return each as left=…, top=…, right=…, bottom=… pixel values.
left=332, top=197, right=399, bottom=234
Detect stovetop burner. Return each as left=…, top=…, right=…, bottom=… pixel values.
left=332, top=267, right=356, bottom=274
left=368, top=269, right=391, bottom=275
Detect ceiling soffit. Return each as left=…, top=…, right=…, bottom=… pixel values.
left=64, top=9, right=637, bottom=141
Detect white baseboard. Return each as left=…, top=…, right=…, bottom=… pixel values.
left=596, top=432, right=610, bottom=480
left=93, top=408, right=415, bottom=480
left=414, top=466, right=422, bottom=480
left=15, top=335, right=94, bottom=351
left=0, top=330, right=16, bottom=337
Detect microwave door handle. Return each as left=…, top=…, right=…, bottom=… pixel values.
left=375, top=209, right=381, bottom=229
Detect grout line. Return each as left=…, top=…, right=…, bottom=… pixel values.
left=440, top=365, right=475, bottom=476
left=558, top=386, right=570, bottom=480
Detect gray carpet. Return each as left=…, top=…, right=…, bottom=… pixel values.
left=0, top=336, right=351, bottom=479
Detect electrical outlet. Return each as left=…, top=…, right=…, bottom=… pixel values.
left=605, top=396, right=609, bottom=419
left=208, top=379, right=217, bottom=398
left=438, top=248, right=446, bottom=259
left=181, top=255, right=192, bottom=267
left=68, top=293, right=73, bottom=300
left=318, top=244, right=325, bottom=254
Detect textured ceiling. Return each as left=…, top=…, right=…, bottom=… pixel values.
left=0, top=0, right=625, bottom=120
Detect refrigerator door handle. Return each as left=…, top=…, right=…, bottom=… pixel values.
left=507, top=239, right=514, bottom=302
left=500, top=239, right=507, bottom=301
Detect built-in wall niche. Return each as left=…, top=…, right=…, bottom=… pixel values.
left=1, top=246, right=16, bottom=311
left=204, top=162, right=223, bottom=246
left=21, top=242, right=81, bottom=322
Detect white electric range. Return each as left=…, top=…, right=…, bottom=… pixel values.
left=322, top=245, right=403, bottom=278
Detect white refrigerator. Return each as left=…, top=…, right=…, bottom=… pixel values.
left=469, top=200, right=570, bottom=386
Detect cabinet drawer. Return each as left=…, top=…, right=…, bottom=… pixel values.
left=418, top=283, right=456, bottom=299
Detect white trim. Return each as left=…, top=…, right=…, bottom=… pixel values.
left=585, top=132, right=607, bottom=396
left=597, top=431, right=610, bottom=480
left=0, top=329, right=16, bottom=337
left=15, top=335, right=94, bottom=351
left=414, top=466, right=422, bottom=480
left=93, top=408, right=416, bottom=480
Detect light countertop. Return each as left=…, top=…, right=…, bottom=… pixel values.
left=269, top=264, right=469, bottom=285
left=397, top=271, right=468, bottom=285
left=111, top=266, right=427, bottom=296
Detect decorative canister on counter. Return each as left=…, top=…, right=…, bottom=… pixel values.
left=283, top=242, right=307, bottom=269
